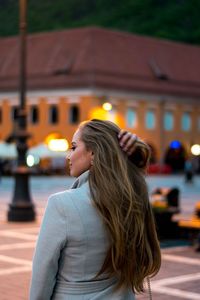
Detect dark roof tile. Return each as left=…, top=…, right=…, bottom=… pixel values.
left=0, top=27, right=200, bottom=97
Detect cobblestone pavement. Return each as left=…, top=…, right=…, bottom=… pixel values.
left=0, top=175, right=200, bottom=299
left=0, top=202, right=200, bottom=300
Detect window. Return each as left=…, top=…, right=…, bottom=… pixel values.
left=0, top=107, right=2, bottom=124
left=30, top=106, right=39, bottom=124
left=49, top=105, right=59, bottom=124
left=126, top=108, right=137, bottom=128
left=145, top=109, right=155, bottom=129
left=181, top=112, right=191, bottom=131
left=164, top=111, right=174, bottom=131
left=198, top=116, right=200, bottom=131
left=11, top=106, right=18, bottom=121
left=69, top=105, right=79, bottom=124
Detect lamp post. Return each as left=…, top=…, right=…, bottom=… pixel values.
left=7, top=0, right=35, bottom=221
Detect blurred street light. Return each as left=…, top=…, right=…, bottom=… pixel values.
left=102, top=102, right=112, bottom=111
left=191, top=144, right=200, bottom=156
left=48, top=139, right=69, bottom=152
left=7, top=0, right=35, bottom=221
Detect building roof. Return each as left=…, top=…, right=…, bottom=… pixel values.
left=1, top=26, right=200, bottom=98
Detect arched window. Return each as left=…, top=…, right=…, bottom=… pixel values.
left=69, top=105, right=79, bottom=124
left=181, top=112, right=191, bottom=131
left=126, top=108, right=137, bottom=128
left=164, top=141, right=186, bottom=171
left=30, top=106, right=39, bottom=124
left=164, top=111, right=174, bottom=131
left=145, top=109, right=155, bottom=129
left=49, top=105, right=59, bottom=124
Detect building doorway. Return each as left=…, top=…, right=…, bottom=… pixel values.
left=164, top=140, right=186, bottom=172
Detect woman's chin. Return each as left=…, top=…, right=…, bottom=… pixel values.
left=69, top=169, right=77, bottom=177
left=69, top=170, right=74, bottom=177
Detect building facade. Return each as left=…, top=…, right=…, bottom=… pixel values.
left=0, top=27, right=200, bottom=170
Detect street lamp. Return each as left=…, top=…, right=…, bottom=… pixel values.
left=7, top=0, right=35, bottom=221
left=102, top=102, right=112, bottom=111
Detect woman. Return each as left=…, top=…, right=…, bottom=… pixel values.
left=30, top=119, right=161, bottom=300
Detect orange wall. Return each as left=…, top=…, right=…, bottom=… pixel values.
left=0, top=95, right=199, bottom=161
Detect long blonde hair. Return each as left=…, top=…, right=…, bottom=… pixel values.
left=79, top=119, right=161, bottom=293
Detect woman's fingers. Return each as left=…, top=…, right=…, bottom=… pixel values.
left=123, top=134, right=138, bottom=154
left=118, top=130, right=138, bottom=155
left=118, top=129, right=127, bottom=139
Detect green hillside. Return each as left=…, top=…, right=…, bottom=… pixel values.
left=1, top=0, right=200, bottom=45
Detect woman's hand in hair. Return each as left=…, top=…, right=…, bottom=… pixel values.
left=118, top=130, right=138, bottom=156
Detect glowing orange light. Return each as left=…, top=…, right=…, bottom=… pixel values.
left=48, top=139, right=69, bottom=152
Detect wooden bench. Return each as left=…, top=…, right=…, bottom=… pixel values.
left=178, top=202, right=200, bottom=243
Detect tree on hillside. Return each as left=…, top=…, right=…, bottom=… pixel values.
left=0, top=0, right=200, bottom=45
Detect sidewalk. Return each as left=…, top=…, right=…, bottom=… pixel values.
left=0, top=202, right=200, bottom=300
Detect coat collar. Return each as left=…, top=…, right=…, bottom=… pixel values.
left=70, top=170, right=90, bottom=189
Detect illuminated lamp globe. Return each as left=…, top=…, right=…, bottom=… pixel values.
left=102, top=102, right=112, bottom=111
left=191, top=144, right=200, bottom=156
left=26, top=155, right=35, bottom=167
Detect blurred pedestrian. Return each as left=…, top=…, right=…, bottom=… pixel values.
left=184, top=158, right=194, bottom=183
left=30, top=119, right=161, bottom=300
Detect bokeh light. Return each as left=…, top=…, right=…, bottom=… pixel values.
left=191, top=144, right=200, bottom=156
left=48, top=139, right=69, bottom=151
left=102, top=102, right=112, bottom=111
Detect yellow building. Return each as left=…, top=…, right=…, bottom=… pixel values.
left=0, top=27, right=200, bottom=170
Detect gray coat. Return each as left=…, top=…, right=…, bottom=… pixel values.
left=30, top=171, right=135, bottom=300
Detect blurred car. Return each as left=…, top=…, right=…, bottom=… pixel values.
left=148, top=163, right=172, bottom=174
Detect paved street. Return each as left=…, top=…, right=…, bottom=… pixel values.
left=1, top=174, right=200, bottom=220
left=0, top=174, right=200, bottom=300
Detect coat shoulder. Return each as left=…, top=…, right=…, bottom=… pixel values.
left=47, top=182, right=90, bottom=211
